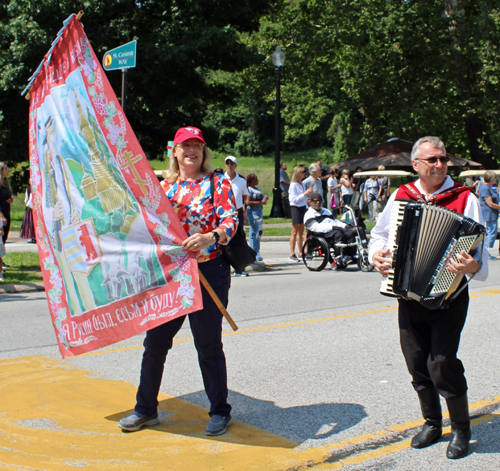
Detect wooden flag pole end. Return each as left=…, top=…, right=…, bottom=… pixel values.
left=199, top=272, right=238, bottom=331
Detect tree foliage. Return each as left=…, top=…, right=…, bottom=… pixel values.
left=0, top=0, right=275, bottom=169
left=2, top=0, right=500, bottom=176
left=217, top=0, right=500, bottom=163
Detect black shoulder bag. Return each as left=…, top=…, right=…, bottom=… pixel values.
left=210, top=173, right=256, bottom=271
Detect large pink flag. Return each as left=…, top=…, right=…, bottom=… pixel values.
left=25, top=14, right=203, bottom=358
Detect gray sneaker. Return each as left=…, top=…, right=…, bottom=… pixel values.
left=205, top=414, right=232, bottom=436
left=118, top=412, right=159, bottom=432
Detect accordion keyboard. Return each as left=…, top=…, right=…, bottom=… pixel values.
left=430, top=234, right=480, bottom=295
left=380, top=200, right=408, bottom=297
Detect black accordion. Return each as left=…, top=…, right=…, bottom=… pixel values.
left=380, top=200, right=485, bottom=309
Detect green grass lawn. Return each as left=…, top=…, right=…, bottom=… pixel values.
left=149, top=150, right=336, bottom=220
left=12, top=146, right=407, bottom=227
left=244, top=220, right=376, bottom=237
left=2, top=252, right=43, bottom=284
left=9, top=195, right=26, bottom=230
left=149, top=153, right=409, bottom=221
left=1, top=218, right=375, bottom=284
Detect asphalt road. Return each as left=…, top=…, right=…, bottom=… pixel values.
left=1, top=240, right=499, bottom=470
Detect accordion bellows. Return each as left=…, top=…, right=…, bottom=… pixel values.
left=380, top=200, right=485, bottom=309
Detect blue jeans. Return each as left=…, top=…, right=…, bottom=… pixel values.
left=342, top=194, right=353, bottom=213
left=135, top=256, right=232, bottom=417
left=485, top=219, right=498, bottom=248
left=366, top=198, right=379, bottom=222
left=246, top=209, right=262, bottom=254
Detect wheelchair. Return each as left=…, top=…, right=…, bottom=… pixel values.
left=301, top=205, right=374, bottom=272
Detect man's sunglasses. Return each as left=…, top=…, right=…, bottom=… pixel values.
left=416, top=157, right=450, bottom=164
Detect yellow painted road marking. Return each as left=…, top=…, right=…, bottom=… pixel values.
left=470, top=288, right=500, bottom=298
left=0, top=356, right=298, bottom=471
left=1, top=356, right=499, bottom=470
left=78, top=287, right=500, bottom=359
left=78, top=305, right=398, bottom=357
left=300, top=413, right=500, bottom=470
left=4, top=291, right=498, bottom=468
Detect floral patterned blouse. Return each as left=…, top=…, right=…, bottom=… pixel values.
left=161, top=172, right=238, bottom=263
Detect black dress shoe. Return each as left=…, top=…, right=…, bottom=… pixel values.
left=411, top=423, right=442, bottom=448
left=447, top=427, right=471, bottom=459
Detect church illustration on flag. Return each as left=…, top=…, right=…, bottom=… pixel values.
left=24, top=14, right=203, bottom=357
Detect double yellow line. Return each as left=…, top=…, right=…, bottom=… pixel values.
left=79, top=288, right=500, bottom=357
left=77, top=305, right=397, bottom=357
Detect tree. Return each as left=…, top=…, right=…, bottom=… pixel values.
left=236, top=0, right=500, bottom=164
left=0, top=0, right=276, bottom=173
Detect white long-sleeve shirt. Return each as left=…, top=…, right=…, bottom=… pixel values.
left=368, top=176, right=488, bottom=282
left=304, top=207, right=347, bottom=232
left=289, top=182, right=308, bottom=207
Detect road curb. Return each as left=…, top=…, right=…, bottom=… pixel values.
left=0, top=282, right=45, bottom=294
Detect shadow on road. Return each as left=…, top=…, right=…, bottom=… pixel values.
left=181, top=390, right=368, bottom=445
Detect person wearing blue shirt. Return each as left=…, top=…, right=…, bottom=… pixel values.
left=478, top=170, right=500, bottom=260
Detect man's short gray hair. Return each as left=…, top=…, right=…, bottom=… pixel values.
left=309, top=163, right=319, bottom=175
left=484, top=170, right=497, bottom=183
left=411, top=136, right=446, bottom=161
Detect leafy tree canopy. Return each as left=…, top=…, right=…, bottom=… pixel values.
left=2, top=0, right=500, bottom=184
left=0, top=0, right=276, bottom=169
left=221, top=0, right=500, bottom=164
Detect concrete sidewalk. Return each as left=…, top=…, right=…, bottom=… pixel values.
left=0, top=235, right=291, bottom=295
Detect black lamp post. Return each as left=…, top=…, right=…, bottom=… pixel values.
left=270, top=45, right=285, bottom=218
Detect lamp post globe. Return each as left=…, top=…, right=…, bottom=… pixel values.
left=272, top=46, right=285, bottom=67
left=270, top=46, right=286, bottom=218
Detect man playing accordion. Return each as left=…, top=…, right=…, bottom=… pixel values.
left=369, top=136, right=489, bottom=460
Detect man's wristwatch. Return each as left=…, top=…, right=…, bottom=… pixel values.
left=211, top=231, right=220, bottom=243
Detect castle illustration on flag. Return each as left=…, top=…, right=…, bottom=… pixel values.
left=26, top=14, right=202, bottom=357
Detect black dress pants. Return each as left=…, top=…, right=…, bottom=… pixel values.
left=398, top=285, right=469, bottom=398
left=135, top=256, right=232, bottom=417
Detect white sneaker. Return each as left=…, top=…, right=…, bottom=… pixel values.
left=0, top=273, right=4, bottom=282
left=256, top=253, right=263, bottom=262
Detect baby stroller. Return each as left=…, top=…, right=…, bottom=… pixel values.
left=301, top=205, right=374, bottom=272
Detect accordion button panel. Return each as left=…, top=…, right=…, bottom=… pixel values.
left=380, top=199, right=485, bottom=309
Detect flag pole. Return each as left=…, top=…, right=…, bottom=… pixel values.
left=199, top=272, right=238, bottom=331
left=22, top=11, right=85, bottom=100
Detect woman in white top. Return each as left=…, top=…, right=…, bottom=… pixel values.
left=288, top=166, right=314, bottom=262
left=327, top=168, right=341, bottom=216
left=340, top=168, right=354, bottom=211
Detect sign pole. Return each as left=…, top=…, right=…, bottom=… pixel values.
left=121, top=68, right=128, bottom=114
left=102, top=40, right=137, bottom=116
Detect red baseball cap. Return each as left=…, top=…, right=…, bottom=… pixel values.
left=173, top=127, right=206, bottom=146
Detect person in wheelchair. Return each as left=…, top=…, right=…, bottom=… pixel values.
left=304, top=193, right=357, bottom=266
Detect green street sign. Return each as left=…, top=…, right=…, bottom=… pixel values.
left=103, top=40, right=137, bottom=71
